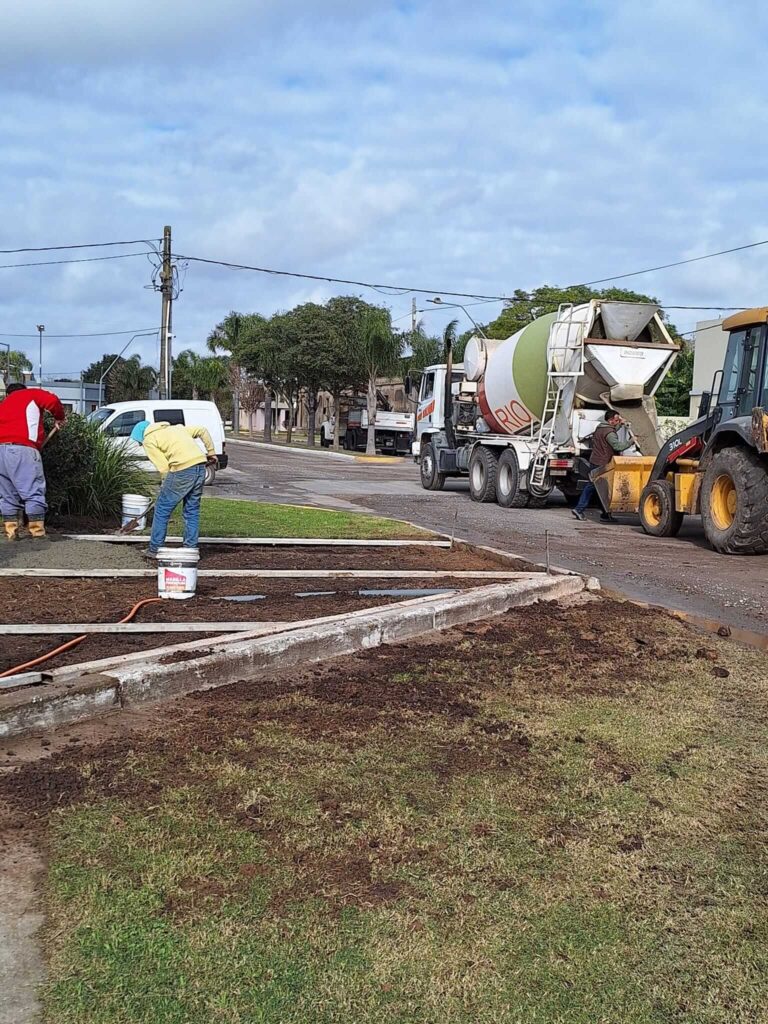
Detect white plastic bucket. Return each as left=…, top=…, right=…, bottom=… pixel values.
left=157, top=546, right=200, bottom=600
left=121, top=493, right=151, bottom=531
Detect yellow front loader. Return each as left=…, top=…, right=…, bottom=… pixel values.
left=591, top=307, right=768, bottom=555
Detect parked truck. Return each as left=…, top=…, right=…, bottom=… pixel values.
left=415, top=301, right=680, bottom=507
left=342, top=408, right=414, bottom=454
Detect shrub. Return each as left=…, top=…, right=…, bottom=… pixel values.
left=42, top=414, right=151, bottom=521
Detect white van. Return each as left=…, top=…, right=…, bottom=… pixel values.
left=88, top=400, right=228, bottom=485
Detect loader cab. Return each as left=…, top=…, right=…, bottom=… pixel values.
left=717, top=311, right=768, bottom=420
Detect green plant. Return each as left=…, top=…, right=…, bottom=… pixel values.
left=42, top=414, right=151, bottom=521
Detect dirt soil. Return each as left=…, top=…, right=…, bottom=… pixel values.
left=0, top=576, right=487, bottom=673
left=201, top=543, right=532, bottom=572
left=0, top=598, right=702, bottom=796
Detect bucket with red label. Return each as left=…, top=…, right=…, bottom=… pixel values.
left=157, top=546, right=200, bottom=600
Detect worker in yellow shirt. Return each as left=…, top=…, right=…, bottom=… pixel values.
left=129, top=420, right=216, bottom=558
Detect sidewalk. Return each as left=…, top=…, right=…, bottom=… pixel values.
left=226, top=435, right=408, bottom=464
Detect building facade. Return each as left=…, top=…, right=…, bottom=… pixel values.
left=691, top=319, right=728, bottom=418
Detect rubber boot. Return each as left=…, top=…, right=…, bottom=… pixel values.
left=27, top=518, right=47, bottom=539
left=3, top=519, right=19, bottom=541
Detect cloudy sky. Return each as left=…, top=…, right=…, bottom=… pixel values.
left=2, top=0, right=767, bottom=376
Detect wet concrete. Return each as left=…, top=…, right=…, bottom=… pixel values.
left=0, top=536, right=144, bottom=570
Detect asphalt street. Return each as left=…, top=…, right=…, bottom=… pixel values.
left=218, top=439, right=768, bottom=636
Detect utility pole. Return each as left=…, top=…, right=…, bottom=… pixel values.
left=36, top=324, right=45, bottom=383
left=158, top=225, right=173, bottom=398
left=411, top=298, right=417, bottom=347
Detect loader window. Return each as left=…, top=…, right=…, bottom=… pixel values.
left=718, top=329, right=746, bottom=418
left=739, top=327, right=763, bottom=415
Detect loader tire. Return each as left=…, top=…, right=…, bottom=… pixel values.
left=469, top=446, right=498, bottom=503
left=420, top=440, right=446, bottom=491
left=496, top=450, right=529, bottom=508
left=639, top=480, right=683, bottom=537
left=701, top=446, right=768, bottom=554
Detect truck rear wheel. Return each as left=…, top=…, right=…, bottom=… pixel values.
left=639, top=480, right=683, bottom=537
left=701, top=447, right=768, bottom=554
left=496, top=450, right=529, bottom=508
left=469, top=446, right=498, bottom=503
left=420, top=440, right=446, bottom=491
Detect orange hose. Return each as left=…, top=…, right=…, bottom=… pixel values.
left=0, top=597, right=163, bottom=678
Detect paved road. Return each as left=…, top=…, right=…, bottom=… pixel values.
left=218, top=439, right=768, bottom=635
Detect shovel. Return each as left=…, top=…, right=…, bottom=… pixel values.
left=117, top=500, right=155, bottom=535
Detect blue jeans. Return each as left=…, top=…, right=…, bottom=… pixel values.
left=574, top=465, right=598, bottom=514
left=149, top=464, right=206, bottom=552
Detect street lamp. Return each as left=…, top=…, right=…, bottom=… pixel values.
left=427, top=297, right=489, bottom=339
left=98, top=331, right=159, bottom=407
left=36, top=324, right=45, bottom=383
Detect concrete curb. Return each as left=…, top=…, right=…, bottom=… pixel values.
left=0, top=574, right=587, bottom=739
left=226, top=437, right=356, bottom=461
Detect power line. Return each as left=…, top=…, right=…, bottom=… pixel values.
left=0, top=253, right=149, bottom=270
left=174, top=236, right=768, bottom=303
left=0, top=327, right=158, bottom=339
left=173, top=252, right=510, bottom=301
left=0, top=239, right=159, bottom=255
left=579, top=238, right=768, bottom=286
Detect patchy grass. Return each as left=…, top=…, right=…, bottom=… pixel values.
left=167, top=497, right=427, bottom=539
left=4, top=599, right=768, bottom=1023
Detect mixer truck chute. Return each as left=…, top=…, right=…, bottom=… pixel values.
left=415, top=300, right=680, bottom=507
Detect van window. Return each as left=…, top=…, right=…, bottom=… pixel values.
left=88, top=407, right=114, bottom=426
left=106, top=409, right=146, bottom=437
left=155, top=408, right=185, bottom=426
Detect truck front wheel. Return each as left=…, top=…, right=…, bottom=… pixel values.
left=420, top=440, right=446, bottom=491
left=496, top=450, right=529, bottom=508
left=701, top=447, right=768, bottom=554
left=639, top=480, right=683, bottom=537
left=469, top=446, right=498, bottom=503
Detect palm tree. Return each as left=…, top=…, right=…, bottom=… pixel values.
left=109, top=355, right=157, bottom=402
left=359, top=308, right=402, bottom=456
left=174, top=349, right=227, bottom=400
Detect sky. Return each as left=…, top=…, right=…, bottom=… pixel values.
left=3, top=0, right=768, bottom=377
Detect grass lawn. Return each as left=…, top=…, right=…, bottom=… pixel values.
left=4, top=599, right=768, bottom=1023
left=166, top=497, right=427, bottom=539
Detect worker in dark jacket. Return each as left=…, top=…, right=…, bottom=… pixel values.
left=572, top=410, right=633, bottom=521
left=0, top=383, right=66, bottom=539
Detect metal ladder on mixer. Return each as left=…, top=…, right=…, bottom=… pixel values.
left=527, top=303, right=586, bottom=493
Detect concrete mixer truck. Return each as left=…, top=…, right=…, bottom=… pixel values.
left=414, top=300, right=680, bottom=507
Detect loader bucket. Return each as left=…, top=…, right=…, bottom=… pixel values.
left=592, top=456, right=655, bottom=514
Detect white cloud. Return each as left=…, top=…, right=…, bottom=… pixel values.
left=2, top=0, right=768, bottom=372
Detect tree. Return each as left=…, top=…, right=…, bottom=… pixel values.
left=401, top=322, right=442, bottom=390
left=173, top=349, right=228, bottom=400
left=655, top=342, right=693, bottom=416
left=237, top=314, right=282, bottom=443
left=284, top=302, right=341, bottom=446
left=82, top=353, right=125, bottom=403
left=325, top=296, right=378, bottom=448
left=239, top=376, right=265, bottom=437
left=2, top=349, right=32, bottom=385
left=109, top=355, right=157, bottom=402
left=486, top=285, right=678, bottom=340
left=359, top=307, right=402, bottom=455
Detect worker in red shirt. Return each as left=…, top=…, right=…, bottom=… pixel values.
left=0, top=383, right=65, bottom=539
